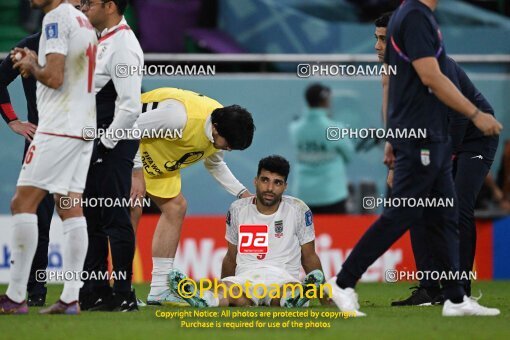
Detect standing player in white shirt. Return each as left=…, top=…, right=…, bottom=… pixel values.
left=169, top=155, right=328, bottom=307
left=79, top=0, right=143, bottom=312
left=0, top=0, right=97, bottom=315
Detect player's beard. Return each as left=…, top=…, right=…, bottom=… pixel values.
left=256, top=191, right=281, bottom=207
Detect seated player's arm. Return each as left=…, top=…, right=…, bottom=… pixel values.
left=221, top=241, right=237, bottom=278
left=300, top=240, right=322, bottom=274
left=300, top=241, right=330, bottom=305
left=204, top=152, right=250, bottom=198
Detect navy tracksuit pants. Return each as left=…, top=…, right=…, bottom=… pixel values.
left=337, top=139, right=465, bottom=301
left=412, top=137, right=498, bottom=296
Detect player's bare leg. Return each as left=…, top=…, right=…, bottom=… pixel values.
left=150, top=193, right=187, bottom=258
left=147, top=193, right=188, bottom=304
left=0, top=186, right=47, bottom=314
left=39, top=192, right=88, bottom=315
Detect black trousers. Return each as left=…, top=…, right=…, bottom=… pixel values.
left=24, top=141, right=54, bottom=296
left=81, top=139, right=139, bottom=294
left=337, top=140, right=465, bottom=301
left=411, top=139, right=497, bottom=295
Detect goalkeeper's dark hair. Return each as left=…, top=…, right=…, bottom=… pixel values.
left=211, top=105, right=255, bottom=150
left=257, top=155, right=290, bottom=182
left=375, top=11, right=393, bottom=28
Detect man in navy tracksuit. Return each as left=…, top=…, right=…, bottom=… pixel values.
left=326, top=0, right=501, bottom=317
left=392, top=56, right=499, bottom=305
left=0, top=32, right=54, bottom=307
left=374, top=11, right=500, bottom=306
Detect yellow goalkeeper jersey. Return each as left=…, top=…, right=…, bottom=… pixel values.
left=140, top=87, right=222, bottom=198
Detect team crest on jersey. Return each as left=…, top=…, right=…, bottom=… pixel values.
left=420, top=149, right=430, bottom=166
left=274, top=220, right=284, bottom=238
left=305, top=210, right=313, bottom=226
left=45, top=23, right=58, bottom=40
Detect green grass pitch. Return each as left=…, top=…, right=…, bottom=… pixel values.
left=1, top=281, right=509, bottom=339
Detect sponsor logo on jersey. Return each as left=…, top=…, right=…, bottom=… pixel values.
left=274, top=220, right=284, bottom=238
left=45, top=23, right=59, bottom=39
left=239, top=225, right=268, bottom=255
left=226, top=211, right=231, bottom=226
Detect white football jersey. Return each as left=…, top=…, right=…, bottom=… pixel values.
left=37, top=3, right=97, bottom=137
left=225, top=195, right=316, bottom=279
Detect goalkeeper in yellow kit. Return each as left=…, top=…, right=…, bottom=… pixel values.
left=132, top=88, right=255, bottom=305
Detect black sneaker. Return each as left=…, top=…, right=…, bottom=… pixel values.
left=28, top=293, right=46, bottom=307
left=391, top=286, right=441, bottom=306
left=116, top=290, right=139, bottom=312
left=431, top=293, right=445, bottom=305
left=89, top=289, right=139, bottom=312
left=79, top=285, right=112, bottom=310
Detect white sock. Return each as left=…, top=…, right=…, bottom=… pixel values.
left=60, top=217, right=88, bottom=304
left=149, top=257, right=174, bottom=296
left=6, top=213, right=38, bottom=303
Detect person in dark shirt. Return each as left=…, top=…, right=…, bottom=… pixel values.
left=374, top=11, right=499, bottom=306
left=0, top=32, right=54, bottom=307
left=326, top=0, right=501, bottom=317
left=0, top=33, right=39, bottom=139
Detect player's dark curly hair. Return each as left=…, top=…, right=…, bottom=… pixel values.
left=374, top=11, right=393, bottom=28
left=257, top=155, right=290, bottom=182
left=211, top=105, right=255, bottom=150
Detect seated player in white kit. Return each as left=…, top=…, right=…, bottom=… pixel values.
left=170, top=155, right=328, bottom=307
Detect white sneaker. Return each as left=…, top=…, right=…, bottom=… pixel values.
left=442, top=295, right=500, bottom=316
left=325, top=277, right=366, bottom=317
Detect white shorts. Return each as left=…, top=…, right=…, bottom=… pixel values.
left=222, top=267, right=299, bottom=306
left=17, top=132, right=93, bottom=195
